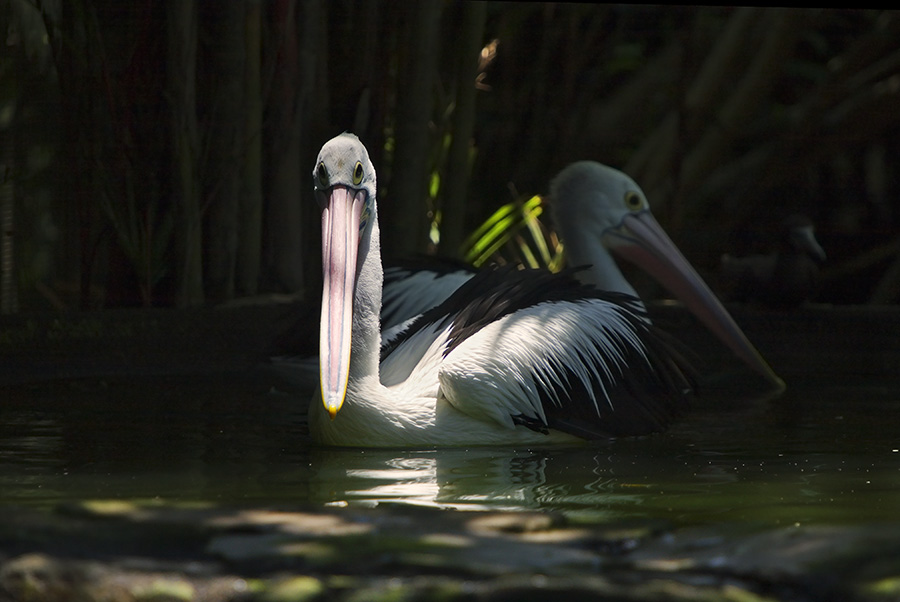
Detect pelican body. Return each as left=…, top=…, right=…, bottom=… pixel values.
left=313, top=133, right=697, bottom=447
left=380, top=161, right=783, bottom=389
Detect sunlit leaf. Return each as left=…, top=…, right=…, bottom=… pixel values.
left=463, top=202, right=517, bottom=250
left=429, top=171, right=440, bottom=199
left=523, top=198, right=551, bottom=267
left=430, top=209, right=441, bottom=246
left=514, top=234, right=539, bottom=269
left=461, top=194, right=564, bottom=271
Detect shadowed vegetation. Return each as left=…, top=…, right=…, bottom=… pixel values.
left=1, top=3, right=898, bottom=311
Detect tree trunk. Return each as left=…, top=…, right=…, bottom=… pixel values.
left=237, top=0, right=263, bottom=297
left=0, top=99, right=16, bottom=314
left=202, top=0, right=246, bottom=302
left=384, top=0, right=442, bottom=258
left=675, top=9, right=804, bottom=219
left=167, top=0, right=203, bottom=307
left=626, top=8, right=763, bottom=211
left=298, top=0, right=331, bottom=294
left=631, top=9, right=804, bottom=225
left=47, top=0, right=100, bottom=309
left=438, top=1, right=485, bottom=257
left=262, top=0, right=307, bottom=294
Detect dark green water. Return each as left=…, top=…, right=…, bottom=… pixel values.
left=2, top=372, right=899, bottom=529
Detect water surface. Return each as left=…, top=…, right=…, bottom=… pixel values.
left=2, top=371, right=899, bottom=529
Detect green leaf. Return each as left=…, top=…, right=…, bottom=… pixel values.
left=462, top=194, right=564, bottom=270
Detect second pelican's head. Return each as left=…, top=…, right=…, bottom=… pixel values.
left=550, top=161, right=785, bottom=391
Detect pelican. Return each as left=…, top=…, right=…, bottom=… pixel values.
left=381, top=257, right=476, bottom=332
left=312, top=133, right=749, bottom=447
left=721, top=214, right=826, bottom=308
left=381, top=161, right=783, bottom=389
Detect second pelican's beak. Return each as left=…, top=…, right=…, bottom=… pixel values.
left=320, top=186, right=368, bottom=418
left=605, top=210, right=785, bottom=391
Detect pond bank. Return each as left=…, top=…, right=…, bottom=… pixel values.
left=3, top=501, right=900, bottom=602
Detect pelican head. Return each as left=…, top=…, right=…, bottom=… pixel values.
left=315, top=133, right=377, bottom=418
left=783, top=214, right=826, bottom=261
left=550, top=161, right=784, bottom=390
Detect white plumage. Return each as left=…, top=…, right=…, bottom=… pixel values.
left=380, top=160, right=783, bottom=390
left=310, top=133, right=699, bottom=447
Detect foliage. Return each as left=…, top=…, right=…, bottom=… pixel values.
left=96, top=168, right=174, bottom=307
left=2, top=3, right=900, bottom=308
left=461, top=195, right=564, bottom=272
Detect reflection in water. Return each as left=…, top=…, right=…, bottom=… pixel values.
left=304, top=440, right=900, bottom=526
left=309, top=449, right=570, bottom=510
left=1, top=373, right=899, bottom=527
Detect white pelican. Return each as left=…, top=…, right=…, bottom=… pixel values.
left=381, top=161, right=784, bottom=389
left=381, top=257, right=476, bottom=333
left=721, top=214, right=826, bottom=308
left=313, top=133, right=720, bottom=447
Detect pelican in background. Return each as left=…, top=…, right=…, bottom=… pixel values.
left=382, top=162, right=784, bottom=389
left=311, top=133, right=771, bottom=447
left=721, top=214, right=826, bottom=308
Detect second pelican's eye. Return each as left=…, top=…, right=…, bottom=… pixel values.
left=624, top=190, right=643, bottom=211
left=316, top=162, right=329, bottom=188
left=353, top=161, right=364, bottom=185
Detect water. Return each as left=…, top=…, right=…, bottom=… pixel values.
left=2, top=371, right=899, bottom=529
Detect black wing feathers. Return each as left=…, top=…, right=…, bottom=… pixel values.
left=382, top=264, right=598, bottom=360
left=541, top=323, right=695, bottom=439
left=383, top=255, right=477, bottom=285
left=382, top=264, right=696, bottom=439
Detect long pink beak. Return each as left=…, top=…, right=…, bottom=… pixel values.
left=320, top=186, right=367, bottom=418
left=606, top=210, right=785, bottom=391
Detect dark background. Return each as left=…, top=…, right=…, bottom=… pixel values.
left=1, top=3, right=898, bottom=313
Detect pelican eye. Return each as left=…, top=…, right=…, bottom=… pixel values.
left=624, top=190, right=643, bottom=211
left=352, top=161, right=364, bottom=185
left=316, top=162, right=329, bottom=188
